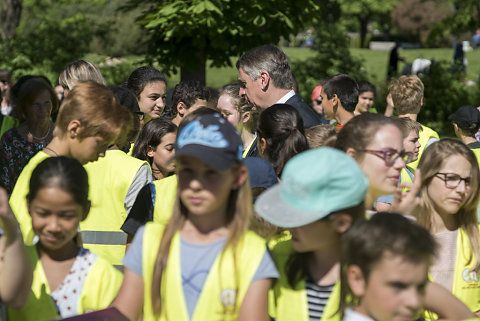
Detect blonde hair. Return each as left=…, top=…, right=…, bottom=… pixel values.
left=59, top=60, right=106, bottom=91
left=151, top=163, right=253, bottom=315
left=389, top=75, right=424, bottom=115
left=418, top=139, right=480, bottom=270
left=305, top=124, right=338, bottom=149
left=54, top=81, right=133, bottom=146
left=391, top=117, right=422, bottom=138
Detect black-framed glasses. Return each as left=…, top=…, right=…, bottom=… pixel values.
left=360, top=148, right=413, bottom=166
left=434, top=172, right=471, bottom=189
left=315, top=98, right=322, bottom=104
left=134, top=111, right=145, bottom=121
left=0, top=80, right=7, bottom=84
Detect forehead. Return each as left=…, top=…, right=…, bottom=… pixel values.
left=238, top=68, right=252, bottom=82
left=359, top=91, right=375, bottom=98
left=142, top=81, right=166, bottom=95
left=405, top=130, right=419, bottom=139
left=368, top=124, right=403, bottom=149
left=369, top=252, right=429, bottom=284
left=438, top=154, right=472, bottom=173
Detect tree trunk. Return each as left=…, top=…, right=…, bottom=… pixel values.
left=359, top=17, right=368, bottom=48
left=180, top=48, right=206, bottom=86
left=0, top=0, right=23, bottom=40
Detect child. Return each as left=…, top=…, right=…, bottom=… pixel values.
left=388, top=75, right=439, bottom=171
left=340, top=213, right=436, bottom=321
left=448, top=105, right=480, bottom=163
left=354, top=80, right=377, bottom=115
left=417, top=139, right=480, bottom=316
left=8, top=157, right=122, bottom=320
left=320, top=74, right=359, bottom=129
left=165, top=80, right=209, bottom=126
left=217, top=81, right=259, bottom=157
left=9, top=81, right=133, bottom=245
left=254, top=147, right=369, bottom=321
left=113, top=113, right=278, bottom=320
left=126, top=66, right=168, bottom=124
left=132, top=118, right=177, bottom=180
left=375, top=117, right=422, bottom=212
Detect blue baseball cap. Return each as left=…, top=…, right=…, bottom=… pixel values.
left=254, top=147, right=368, bottom=228
left=175, top=113, right=243, bottom=170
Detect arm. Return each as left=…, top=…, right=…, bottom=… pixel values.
left=0, top=187, right=33, bottom=308
left=424, top=281, right=474, bottom=320
left=384, top=93, right=394, bottom=117
left=111, top=268, right=145, bottom=321
left=238, top=278, right=272, bottom=321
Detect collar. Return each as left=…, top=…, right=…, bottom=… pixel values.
left=276, top=90, right=295, bottom=104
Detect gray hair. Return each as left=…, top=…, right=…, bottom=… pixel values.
left=236, top=45, right=293, bottom=90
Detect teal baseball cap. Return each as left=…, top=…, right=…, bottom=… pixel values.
left=254, top=147, right=369, bottom=228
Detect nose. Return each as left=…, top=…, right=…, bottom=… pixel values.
left=404, top=288, right=423, bottom=311
left=393, top=155, right=406, bottom=169
left=456, top=180, right=467, bottom=193
left=239, top=87, right=246, bottom=97
left=156, top=97, right=165, bottom=108
left=46, top=216, right=61, bottom=232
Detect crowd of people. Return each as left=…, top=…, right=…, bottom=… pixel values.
left=0, top=43, right=479, bottom=321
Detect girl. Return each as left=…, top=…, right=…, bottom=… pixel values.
left=114, top=113, right=278, bottom=321
left=0, top=77, right=59, bottom=195
left=9, top=81, right=133, bottom=245
left=334, top=113, right=412, bottom=211
left=417, top=139, right=480, bottom=316
left=132, top=118, right=177, bottom=180
left=354, top=80, right=377, bottom=115
left=127, top=66, right=167, bottom=124
left=257, top=104, right=309, bottom=177
left=217, top=81, right=259, bottom=157
left=8, top=157, right=122, bottom=320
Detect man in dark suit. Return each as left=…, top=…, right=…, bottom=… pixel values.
left=236, top=45, right=320, bottom=128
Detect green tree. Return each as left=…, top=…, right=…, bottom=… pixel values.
left=124, top=0, right=321, bottom=85
left=339, top=0, right=398, bottom=48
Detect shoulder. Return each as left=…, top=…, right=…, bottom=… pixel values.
left=419, top=124, right=439, bottom=138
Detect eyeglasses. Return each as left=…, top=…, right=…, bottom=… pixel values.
left=134, top=111, right=145, bottom=121
left=360, top=149, right=413, bottom=166
left=315, top=98, right=322, bottom=104
left=434, top=172, right=471, bottom=189
left=0, top=80, right=7, bottom=84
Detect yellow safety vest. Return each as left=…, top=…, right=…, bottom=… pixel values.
left=82, top=149, right=150, bottom=267
left=408, top=124, right=439, bottom=171
left=10, top=151, right=51, bottom=244
left=8, top=245, right=122, bottom=321
left=152, top=175, right=177, bottom=225
left=0, top=115, right=18, bottom=139
left=470, top=148, right=480, bottom=169
left=269, top=240, right=341, bottom=321
left=141, top=223, right=266, bottom=321
left=425, top=228, right=480, bottom=320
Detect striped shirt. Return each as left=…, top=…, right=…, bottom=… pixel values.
left=305, top=280, right=335, bottom=321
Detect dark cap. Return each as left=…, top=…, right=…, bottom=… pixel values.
left=175, top=113, right=243, bottom=170
left=448, top=105, right=480, bottom=130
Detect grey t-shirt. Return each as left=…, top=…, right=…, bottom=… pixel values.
left=124, top=226, right=278, bottom=319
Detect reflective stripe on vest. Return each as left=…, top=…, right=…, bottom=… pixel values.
left=81, top=230, right=127, bottom=245
left=142, top=223, right=266, bottom=321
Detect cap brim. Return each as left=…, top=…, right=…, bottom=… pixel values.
left=175, top=145, right=234, bottom=171
left=254, top=184, right=329, bottom=228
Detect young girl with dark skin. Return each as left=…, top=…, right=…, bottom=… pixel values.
left=8, top=157, right=122, bottom=320
left=113, top=113, right=277, bottom=321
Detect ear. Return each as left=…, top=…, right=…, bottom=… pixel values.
left=332, top=94, right=339, bottom=112
left=332, top=213, right=353, bottom=234
left=259, top=137, right=267, bottom=155
left=345, top=147, right=357, bottom=159
left=347, top=265, right=367, bottom=297
left=242, top=111, right=251, bottom=124
left=259, top=71, right=270, bottom=91
left=81, top=201, right=91, bottom=221
left=67, top=120, right=82, bottom=138
left=146, top=145, right=155, bottom=158
left=232, top=165, right=248, bottom=190
left=177, top=102, right=186, bottom=117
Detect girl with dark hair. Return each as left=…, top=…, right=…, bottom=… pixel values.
left=257, top=104, right=309, bottom=177
left=8, top=157, right=122, bottom=320
left=132, top=118, right=177, bottom=180
left=127, top=66, right=167, bottom=123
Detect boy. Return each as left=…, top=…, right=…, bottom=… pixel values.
left=375, top=117, right=421, bottom=212
left=448, top=105, right=480, bottom=164
left=167, top=80, right=209, bottom=126
left=340, top=213, right=436, bottom=321
left=320, top=74, right=359, bottom=129
left=388, top=75, right=439, bottom=170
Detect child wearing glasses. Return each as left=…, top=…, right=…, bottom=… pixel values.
left=417, top=138, right=480, bottom=317
left=335, top=113, right=416, bottom=214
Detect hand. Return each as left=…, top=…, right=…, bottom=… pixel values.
left=391, top=170, right=422, bottom=218
left=0, top=188, right=21, bottom=238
